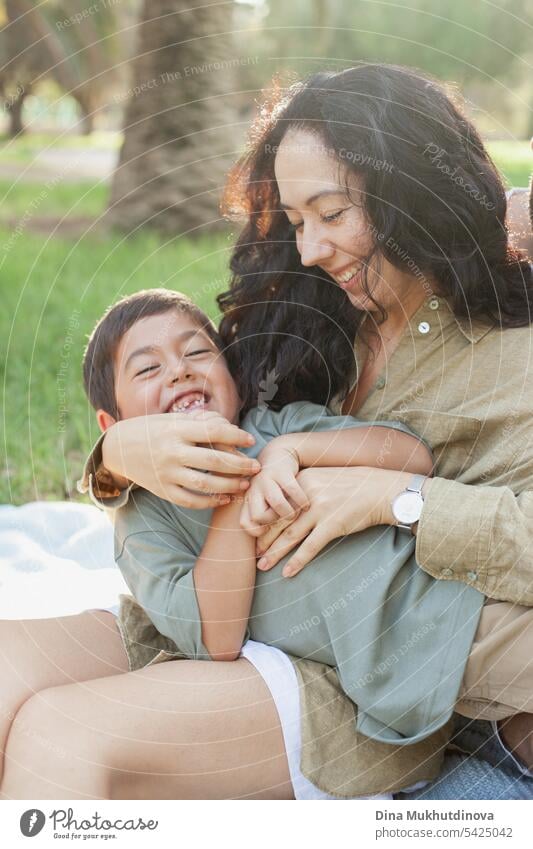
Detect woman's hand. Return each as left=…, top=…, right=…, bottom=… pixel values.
left=101, top=411, right=261, bottom=509
left=256, top=466, right=417, bottom=577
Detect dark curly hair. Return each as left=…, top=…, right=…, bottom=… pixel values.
left=217, top=63, right=533, bottom=414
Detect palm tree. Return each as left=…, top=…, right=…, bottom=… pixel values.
left=107, top=0, right=240, bottom=235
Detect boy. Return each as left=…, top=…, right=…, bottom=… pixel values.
left=82, top=289, right=483, bottom=746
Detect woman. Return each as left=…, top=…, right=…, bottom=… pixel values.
left=2, top=63, right=533, bottom=800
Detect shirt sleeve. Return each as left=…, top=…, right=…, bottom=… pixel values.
left=245, top=401, right=432, bottom=455
left=77, top=432, right=135, bottom=510
left=417, top=478, right=533, bottom=605
left=113, top=491, right=210, bottom=659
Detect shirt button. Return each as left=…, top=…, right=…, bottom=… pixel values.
left=467, top=570, right=478, bottom=582
left=375, top=376, right=386, bottom=390
left=428, top=298, right=440, bottom=310
left=441, top=567, right=454, bottom=577
left=418, top=321, right=431, bottom=334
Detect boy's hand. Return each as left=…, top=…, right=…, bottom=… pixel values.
left=239, top=438, right=309, bottom=535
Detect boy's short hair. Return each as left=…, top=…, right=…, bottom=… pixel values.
left=83, top=288, right=221, bottom=417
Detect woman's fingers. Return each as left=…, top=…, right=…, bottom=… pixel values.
left=281, top=528, right=332, bottom=578
left=167, top=486, right=232, bottom=510
left=256, top=513, right=314, bottom=571
left=175, top=413, right=255, bottom=450
left=183, top=446, right=261, bottom=477
left=175, top=466, right=252, bottom=495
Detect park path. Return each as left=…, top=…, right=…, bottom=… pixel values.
left=0, top=146, right=118, bottom=182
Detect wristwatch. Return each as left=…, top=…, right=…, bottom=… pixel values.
left=391, top=474, right=427, bottom=532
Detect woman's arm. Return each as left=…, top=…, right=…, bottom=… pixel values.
left=81, top=411, right=261, bottom=510
left=267, top=425, right=433, bottom=474
left=415, top=478, right=533, bottom=605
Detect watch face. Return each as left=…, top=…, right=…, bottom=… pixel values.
left=393, top=490, right=423, bottom=524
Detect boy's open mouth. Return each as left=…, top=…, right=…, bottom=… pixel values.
left=167, top=391, right=209, bottom=413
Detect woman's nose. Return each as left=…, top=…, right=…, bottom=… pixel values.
left=298, top=227, right=335, bottom=267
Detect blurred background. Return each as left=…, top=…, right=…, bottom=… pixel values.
left=1, top=0, right=532, bottom=504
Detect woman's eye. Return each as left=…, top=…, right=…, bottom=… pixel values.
left=185, top=348, right=211, bottom=357
left=321, top=209, right=347, bottom=224
left=135, top=365, right=159, bottom=377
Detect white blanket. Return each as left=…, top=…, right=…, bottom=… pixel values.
left=0, top=501, right=128, bottom=619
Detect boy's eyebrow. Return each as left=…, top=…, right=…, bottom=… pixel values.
left=124, top=329, right=206, bottom=371
left=279, top=189, right=346, bottom=210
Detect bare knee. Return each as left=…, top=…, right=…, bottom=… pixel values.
left=3, top=686, right=114, bottom=798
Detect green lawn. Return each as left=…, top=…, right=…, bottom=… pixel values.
left=486, top=140, right=532, bottom=189
left=0, top=179, right=108, bottom=219
left=1, top=138, right=531, bottom=504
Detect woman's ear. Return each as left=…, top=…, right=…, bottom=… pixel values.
left=96, top=409, right=117, bottom=432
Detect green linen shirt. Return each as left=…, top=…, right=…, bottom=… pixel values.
left=112, top=402, right=483, bottom=748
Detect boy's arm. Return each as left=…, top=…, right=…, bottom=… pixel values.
left=114, top=492, right=255, bottom=663
left=193, top=498, right=256, bottom=661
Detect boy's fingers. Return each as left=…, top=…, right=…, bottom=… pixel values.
left=249, top=488, right=269, bottom=525
left=281, top=479, right=310, bottom=510
left=263, top=480, right=296, bottom=519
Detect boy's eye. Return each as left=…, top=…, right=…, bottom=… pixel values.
left=135, top=364, right=159, bottom=377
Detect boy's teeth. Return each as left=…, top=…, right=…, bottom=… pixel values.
left=170, top=393, right=206, bottom=412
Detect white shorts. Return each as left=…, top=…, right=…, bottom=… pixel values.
left=100, top=605, right=390, bottom=800
left=240, top=639, right=391, bottom=800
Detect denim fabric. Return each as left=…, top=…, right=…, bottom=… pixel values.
left=397, top=716, right=533, bottom=800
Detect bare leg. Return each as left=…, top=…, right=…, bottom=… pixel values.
left=498, top=714, right=533, bottom=770
left=0, top=611, right=128, bottom=783
left=1, top=657, right=293, bottom=800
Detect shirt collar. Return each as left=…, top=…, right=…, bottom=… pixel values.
left=412, top=297, right=493, bottom=344
left=453, top=314, right=493, bottom=344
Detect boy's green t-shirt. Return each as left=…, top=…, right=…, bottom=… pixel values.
left=113, top=401, right=484, bottom=746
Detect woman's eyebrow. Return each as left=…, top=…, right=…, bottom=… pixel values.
left=279, top=189, right=346, bottom=210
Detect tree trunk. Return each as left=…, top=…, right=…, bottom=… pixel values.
left=107, top=0, right=241, bottom=235
left=6, top=87, right=28, bottom=136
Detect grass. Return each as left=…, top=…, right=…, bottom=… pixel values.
left=0, top=131, right=121, bottom=164
left=1, top=138, right=531, bottom=504
left=0, top=179, right=108, bottom=219
left=486, top=140, right=532, bottom=188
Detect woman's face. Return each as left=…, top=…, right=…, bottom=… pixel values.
left=274, top=129, right=426, bottom=316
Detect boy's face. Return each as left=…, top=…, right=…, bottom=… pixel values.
left=99, top=309, right=241, bottom=429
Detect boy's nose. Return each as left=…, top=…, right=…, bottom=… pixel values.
left=168, top=357, right=193, bottom=384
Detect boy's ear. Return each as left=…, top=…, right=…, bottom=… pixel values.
left=96, top=409, right=117, bottom=432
